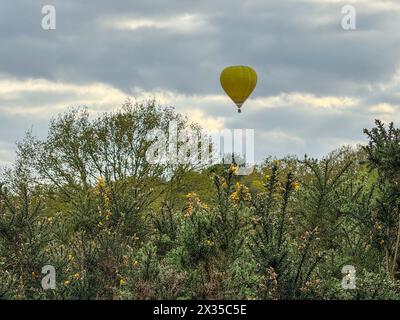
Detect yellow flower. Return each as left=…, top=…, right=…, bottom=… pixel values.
left=220, top=177, right=227, bottom=189
left=230, top=163, right=239, bottom=176
left=73, top=273, right=80, bottom=280
left=251, top=180, right=265, bottom=192
left=230, top=192, right=239, bottom=203
left=376, top=224, right=382, bottom=231
left=184, top=192, right=204, bottom=216
left=133, top=260, right=140, bottom=267
left=119, top=279, right=126, bottom=286
left=231, top=182, right=251, bottom=204
left=380, top=239, right=385, bottom=245
left=64, top=280, right=71, bottom=285
left=68, top=254, right=74, bottom=261
left=95, top=177, right=106, bottom=187
left=184, top=204, right=193, bottom=216
left=31, top=272, right=36, bottom=278
left=98, top=221, right=103, bottom=227
left=206, top=240, right=214, bottom=247
left=94, top=177, right=107, bottom=196
left=292, top=181, right=300, bottom=191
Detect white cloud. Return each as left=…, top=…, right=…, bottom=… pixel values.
left=0, top=77, right=128, bottom=118
left=129, top=87, right=227, bottom=129
left=260, top=130, right=305, bottom=145
left=102, top=14, right=214, bottom=34
left=319, top=137, right=364, bottom=151
left=368, top=103, right=397, bottom=114
left=0, top=77, right=227, bottom=130
left=252, top=92, right=359, bottom=110
left=0, top=76, right=362, bottom=126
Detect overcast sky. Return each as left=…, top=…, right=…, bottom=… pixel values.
left=1, top=0, right=400, bottom=166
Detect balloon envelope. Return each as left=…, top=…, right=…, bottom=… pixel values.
left=220, top=66, right=257, bottom=112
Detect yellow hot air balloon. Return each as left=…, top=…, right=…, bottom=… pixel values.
left=220, top=65, right=257, bottom=113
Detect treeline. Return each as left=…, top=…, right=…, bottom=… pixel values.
left=0, top=101, right=400, bottom=300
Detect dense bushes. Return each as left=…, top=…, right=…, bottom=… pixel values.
left=1, top=102, right=400, bottom=300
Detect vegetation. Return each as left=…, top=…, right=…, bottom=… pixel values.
left=1, top=100, right=400, bottom=300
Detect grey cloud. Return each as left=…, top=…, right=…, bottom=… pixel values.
left=1, top=0, right=400, bottom=95
left=1, top=0, right=400, bottom=164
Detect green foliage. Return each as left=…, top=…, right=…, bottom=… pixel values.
left=247, top=161, right=323, bottom=299
left=364, top=120, right=400, bottom=278
left=1, top=105, right=400, bottom=300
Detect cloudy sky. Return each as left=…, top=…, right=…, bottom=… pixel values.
left=1, top=0, right=400, bottom=166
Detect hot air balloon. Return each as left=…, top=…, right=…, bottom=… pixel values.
left=220, top=65, right=257, bottom=113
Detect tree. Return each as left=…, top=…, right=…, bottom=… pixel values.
left=364, top=120, right=400, bottom=278
left=16, top=100, right=202, bottom=235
